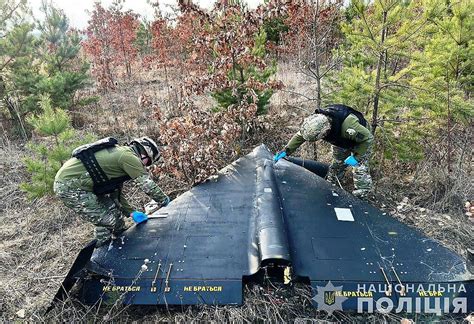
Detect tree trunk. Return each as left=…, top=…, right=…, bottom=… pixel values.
left=313, top=0, right=321, bottom=160
left=5, top=97, right=28, bottom=140
left=0, top=76, right=27, bottom=139
left=371, top=10, right=387, bottom=134
left=314, top=0, right=322, bottom=109
left=446, top=67, right=452, bottom=174
left=118, top=17, right=132, bottom=78
left=316, top=70, right=322, bottom=110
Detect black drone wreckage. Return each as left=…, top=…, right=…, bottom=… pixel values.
left=52, top=145, right=473, bottom=314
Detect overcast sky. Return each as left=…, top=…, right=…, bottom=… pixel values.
left=28, top=0, right=265, bottom=29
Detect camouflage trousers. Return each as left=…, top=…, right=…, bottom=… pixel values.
left=325, top=146, right=373, bottom=199
left=54, top=180, right=127, bottom=246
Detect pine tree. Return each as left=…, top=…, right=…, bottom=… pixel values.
left=0, top=0, right=34, bottom=138
left=329, top=0, right=426, bottom=130
left=135, top=19, right=153, bottom=56
left=0, top=0, right=31, bottom=72
left=20, top=95, right=94, bottom=199
left=263, top=16, right=288, bottom=46
left=211, top=27, right=277, bottom=115
left=1, top=1, right=90, bottom=138
left=35, top=2, right=90, bottom=110
left=394, top=0, right=474, bottom=164
left=402, top=0, right=473, bottom=121
left=327, top=0, right=432, bottom=161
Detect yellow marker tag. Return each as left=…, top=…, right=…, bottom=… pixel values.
left=284, top=266, right=292, bottom=284
left=388, top=232, right=398, bottom=235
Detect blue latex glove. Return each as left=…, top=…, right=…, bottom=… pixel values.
left=131, top=211, right=148, bottom=224
left=344, top=155, right=359, bottom=167
left=273, top=151, right=287, bottom=163
left=161, top=196, right=170, bottom=207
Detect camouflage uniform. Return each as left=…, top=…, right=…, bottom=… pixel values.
left=54, top=146, right=168, bottom=246
left=284, top=112, right=374, bottom=199
left=325, top=146, right=373, bottom=198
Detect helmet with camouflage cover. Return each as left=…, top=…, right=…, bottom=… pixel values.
left=300, top=114, right=331, bottom=141
left=130, top=137, right=161, bottom=165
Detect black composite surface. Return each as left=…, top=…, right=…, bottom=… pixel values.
left=61, top=145, right=472, bottom=312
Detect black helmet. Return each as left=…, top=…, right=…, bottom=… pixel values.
left=130, top=137, right=160, bottom=165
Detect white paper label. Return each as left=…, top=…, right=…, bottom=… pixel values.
left=334, top=208, right=355, bottom=222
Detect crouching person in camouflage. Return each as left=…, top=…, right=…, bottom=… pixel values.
left=274, top=104, right=374, bottom=199
left=54, top=137, right=169, bottom=247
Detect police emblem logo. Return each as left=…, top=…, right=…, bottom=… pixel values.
left=312, top=281, right=348, bottom=314
left=324, top=291, right=336, bottom=305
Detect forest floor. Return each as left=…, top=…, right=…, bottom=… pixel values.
left=0, top=64, right=472, bottom=322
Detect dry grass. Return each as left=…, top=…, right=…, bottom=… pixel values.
left=0, top=142, right=93, bottom=320
left=1, top=142, right=471, bottom=323
left=373, top=131, right=474, bottom=257
left=1, top=65, right=472, bottom=322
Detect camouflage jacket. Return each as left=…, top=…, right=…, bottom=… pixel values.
left=285, top=114, right=373, bottom=158
left=55, top=146, right=167, bottom=213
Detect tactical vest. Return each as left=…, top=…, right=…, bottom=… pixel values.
left=72, top=137, right=131, bottom=195
left=315, top=104, right=368, bottom=149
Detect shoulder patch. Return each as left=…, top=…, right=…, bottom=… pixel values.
left=346, top=128, right=356, bottom=136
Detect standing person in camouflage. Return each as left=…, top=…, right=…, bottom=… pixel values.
left=54, top=137, right=170, bottom=247
left=274, top=104, right=373, bottom=199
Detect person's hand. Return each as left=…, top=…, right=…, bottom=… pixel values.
left=273, top=151, right=287, bottom=163
left=161, top=196, right=170, bottom=207
left=144, top=200, right=159, bottom=214
left=131, top=211, right=148, bottom=224
left=144, top=196, right=170, bottom=214
left=344, top=154, right=359, bottom=167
